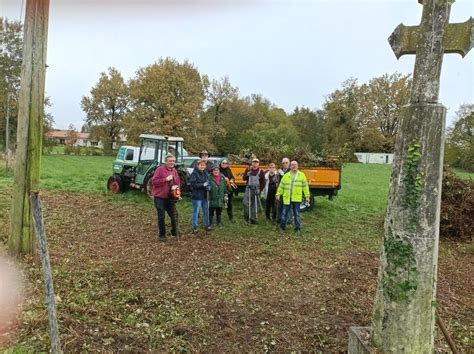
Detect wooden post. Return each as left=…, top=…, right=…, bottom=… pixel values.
left=30, top=192, right=61, bottom=353
left=5, top=91, right=10, bottom=153
left=9, top=0, right=50, bottom=255
left=4, top=90, right=11, bottom=170
left=370, top=1, right=473, bottom=352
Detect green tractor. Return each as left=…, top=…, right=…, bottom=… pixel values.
left=107, top=134, right=188, bottom=196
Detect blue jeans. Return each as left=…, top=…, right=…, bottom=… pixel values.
left=192, top=199, right=209, bottom=228
left=280, top=202, right=301, bottom=231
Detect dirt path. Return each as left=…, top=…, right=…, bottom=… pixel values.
left=6, top=191, right=473, bottom=352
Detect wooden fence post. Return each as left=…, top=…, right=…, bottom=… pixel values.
left=30, top=192, right=61, bottom=353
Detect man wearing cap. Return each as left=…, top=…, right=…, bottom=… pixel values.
left=199, top=150, right=213, bottom=173
left=242, top=158, right=266, bottom=224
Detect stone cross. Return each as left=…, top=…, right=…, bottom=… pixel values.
left=369, top=0, right=473, bottom=353
left=389, top=0, right=473, bottom=103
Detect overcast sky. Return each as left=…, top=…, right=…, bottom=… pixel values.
left=1, top=0, right=473, bottom=129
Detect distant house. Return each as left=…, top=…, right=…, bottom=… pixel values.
left=46, top=130, right=102, bottom=148
left=355, top=152, right=394, bottom=164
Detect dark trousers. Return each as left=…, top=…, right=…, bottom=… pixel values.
left=280, top=202, right=301, bottom=231
left=265, top=187, right=277, bottom=221
left=226, top=193, right=233, bottom=220
left=209, top=207, right=222, bottom=225
left=154, top=197, right=178, bottom=238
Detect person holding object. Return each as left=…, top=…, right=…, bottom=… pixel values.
left=276, top=160, right=310, bottom=234
left=152, top=154, right=181, bottom=241
left=242, top=158, right=265, bottom=224
left=264, top=162, right=278, bottom=222
left=189, top=159, right=211, bottom=233
left=219, top=159, right=236, bottom=222
left=208, top=165, right=228, bottom=227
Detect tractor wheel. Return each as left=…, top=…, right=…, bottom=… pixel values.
left=145, top=176, right=154, bottom=199
left=300, top=193, right=315, bottom=212
left=107, top=176, right=123, bottom=194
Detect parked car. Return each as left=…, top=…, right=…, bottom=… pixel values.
left=189, top=157, right=225, bottom=173
left=183, top=156, right=200, bottom=174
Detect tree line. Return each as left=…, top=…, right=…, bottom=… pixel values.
left=81, top=61, right=414, bottom=158
left=1, top=17, right=472, bottom=170
left=0, top=17, right=54, bottom=154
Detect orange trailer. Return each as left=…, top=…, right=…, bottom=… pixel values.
left=229, top=164, right=341, bottom=210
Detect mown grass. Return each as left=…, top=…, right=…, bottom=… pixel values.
left=0, top=157, right=469, bottom=254
left=201, top=163, right=391, bottom=253
left=40, top=155, right=114, bottom=193
left=452, top=168, right=474, bottom=180
left=1, top=157, right=472, bottom=352
left=1, top=157, right=392, bottom=253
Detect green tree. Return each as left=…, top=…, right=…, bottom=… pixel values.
left=323, top=78, right=361, bottom=155
left=42, top=96, right=55, bottom=153
left=290, top=107, right=326, bottom=153
left=81, top=67, right=129, bottom=154
left=0, top=17, right=23, bottom=150
left=359, top=73, right=411, bottom=152
left=126, top=57, right=207, bottom=153
left=322, top=73, right=411, bottom=154
left=212, top=98, right=260, bottom=155
left=202, top=76, right=239, bottom=150
left=204, top=76, right=239, bottom=123
left=445, top=104, right=474, bottom=171
left=65, top=123, right=78, bottom=147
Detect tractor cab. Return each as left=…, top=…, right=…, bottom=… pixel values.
left=134, top=134, right=185, bottom=186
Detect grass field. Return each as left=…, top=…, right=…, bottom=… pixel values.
left=39, top=156, right=392, bottom=251
left=0, top=157, right=472, bottom=352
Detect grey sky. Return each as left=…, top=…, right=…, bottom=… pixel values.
left=2, top=0, right=473, bottom=130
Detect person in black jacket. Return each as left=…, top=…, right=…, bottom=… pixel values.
left=199, top=150, right=213, bottom=174
left=264, top=162, right=278, bottom=222
left=276, top=157, right=292, bottom=224
left=189, top=160, right=211, bottom=233
left=219, top=159, right=236, bottom=222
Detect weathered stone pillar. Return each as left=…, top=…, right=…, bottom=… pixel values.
left=371, top=103, right=446, bottom=352
left=348, top=1, right=473, bottom=353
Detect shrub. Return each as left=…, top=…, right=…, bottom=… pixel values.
left=91, top=148, right=103, bottom=156
left=440, top=168, right=473, bottom=241
left=64, top=145, right=73, bottom=155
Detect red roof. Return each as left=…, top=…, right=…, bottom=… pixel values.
left=47, top=130, right=90, bottom=139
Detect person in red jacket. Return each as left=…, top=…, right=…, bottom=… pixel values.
left=152, top=154, right=181, bottom=241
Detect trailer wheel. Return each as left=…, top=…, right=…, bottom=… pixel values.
left=107, top=175, right=123, bottom=194
left=300, top=193, right=315, bottom=212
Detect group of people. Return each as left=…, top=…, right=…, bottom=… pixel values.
left=242, top=156, right=310, bottom=233
left=151, top=150, right=310, bottom=241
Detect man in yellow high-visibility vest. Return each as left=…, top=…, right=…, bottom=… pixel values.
left=276, top=160, right=310, bottom=234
